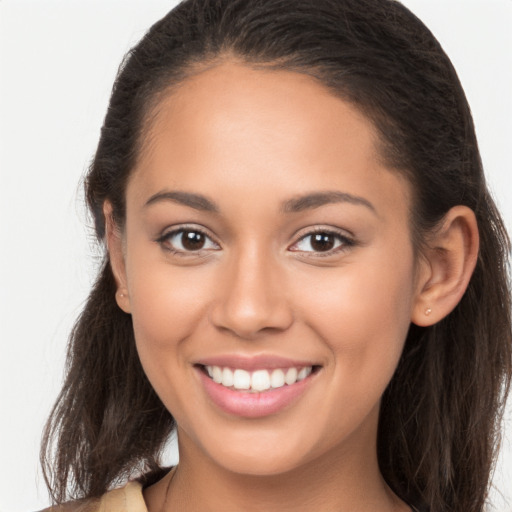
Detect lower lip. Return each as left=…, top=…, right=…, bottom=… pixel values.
left=197, top=368, right=316, bottom=418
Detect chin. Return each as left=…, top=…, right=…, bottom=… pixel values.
left=215, top=450, right=307, bottom=477
left=176, top=424, right=309, bottom=477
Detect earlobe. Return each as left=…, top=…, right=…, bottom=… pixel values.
left=103, top=201, right=131, bottom=314
left=115, top=289, right=131, bottom=313
left=411, top=206, right=479, bottom=327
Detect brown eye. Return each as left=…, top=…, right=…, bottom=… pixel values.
left=159, top=228, right=220, bottom=253
left=290, top=230, right=353, bottom=255
left=310, top=233, right=335, bottom=252
left=181, top=230, right=206, bottom=250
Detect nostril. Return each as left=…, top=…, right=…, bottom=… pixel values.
left=209, top=300, right=294, bottom=339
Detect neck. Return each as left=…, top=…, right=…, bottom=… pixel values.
left=145, top=420, right=408, bottom=512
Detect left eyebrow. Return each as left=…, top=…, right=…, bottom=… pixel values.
left=281, top=191, right=377, bottom=215
left=144, top=190, right=219, bottom=213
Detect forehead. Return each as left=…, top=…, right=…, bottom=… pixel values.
left=141, top=61, right=380, bottom=166
left=129, top=61, right=410, bottom=219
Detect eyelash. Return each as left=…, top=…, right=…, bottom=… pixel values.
left=155, top=226, right=356, bottom=257
left=289, top=228, right=356, bottom=257
left=156, top=225, right=219, bottom=257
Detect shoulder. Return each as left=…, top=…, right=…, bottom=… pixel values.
left=38, top=481, right=146, bottom=512
left=37, top=501, right=97, bottom=512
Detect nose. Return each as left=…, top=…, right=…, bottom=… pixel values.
left=210, top=246, right=294, bottom=340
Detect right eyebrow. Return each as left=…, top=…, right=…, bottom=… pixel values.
left=144, top=190, right=219, bottom=213
left=281, top=191, right=378, bottom=216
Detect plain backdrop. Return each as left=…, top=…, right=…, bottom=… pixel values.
left=1, top=1, right=511, bottom=511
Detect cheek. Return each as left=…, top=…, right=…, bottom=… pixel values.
left=296, top=246, right=416, bottom=403
left=125, top=259, right=220, bottom=425
left=124, top=247, right=216, bottom=381
left=127, top=243, right=212, bottom=331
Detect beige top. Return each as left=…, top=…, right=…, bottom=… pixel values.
left=95, top=482, right=147, bottom=512
left=43, top=475, right=421, bottom=512
left=43, top=482, right=147, bottom=512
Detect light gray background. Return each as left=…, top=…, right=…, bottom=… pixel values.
left=1, top=1, right=511, bottom=511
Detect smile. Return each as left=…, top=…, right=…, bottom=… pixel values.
left=205, top=365, right=313, bottom=392
left=196, top=362, right=320, bottom=418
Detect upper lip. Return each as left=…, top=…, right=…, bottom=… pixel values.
left=195, top=354, right=320, bottom=371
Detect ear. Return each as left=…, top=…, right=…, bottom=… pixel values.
left=103, top=201, right=131, bottom=314
left=411, top=205, right=479, bottom=327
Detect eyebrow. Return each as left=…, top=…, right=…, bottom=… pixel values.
left=281, top=191, right=377, bottom=215
left=144, top=189, right=377, bottom=215
left=144, top=190, right=219, bottom=212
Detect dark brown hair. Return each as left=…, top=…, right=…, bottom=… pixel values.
left=41, top=1, right=512, bottom=510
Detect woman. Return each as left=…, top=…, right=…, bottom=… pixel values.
left=40, top=0, right=512, bottom=511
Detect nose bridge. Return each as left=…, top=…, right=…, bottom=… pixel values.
left=211, top=240, right=293, bottom=338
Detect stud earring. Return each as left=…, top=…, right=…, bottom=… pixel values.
left=425, top=307, right=432, bottom=316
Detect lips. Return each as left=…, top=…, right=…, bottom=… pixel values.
left=195, top=355, right=320, bottom=418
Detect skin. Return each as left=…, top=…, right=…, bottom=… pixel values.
left=107, top=61, right=479, bottom=512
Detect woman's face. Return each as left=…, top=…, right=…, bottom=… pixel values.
left=116, top=62, right=422, bottom=475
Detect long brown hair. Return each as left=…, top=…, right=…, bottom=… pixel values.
left=41, top=1, right=512, bottom=510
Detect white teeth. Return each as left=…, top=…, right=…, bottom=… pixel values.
left=297, top=367, right=312, bottom=381
left=204, top=365, right=313, bottom=391
left=233, top=369, right=251, bottom=390
left=270, top=368, right=285, bottom=388
left=212, top=366, right=223, bottom=384
left=222, top=367, right=234, bottom=387
left=251, top=370, right=271, bottom=391
left=285, top=367, right=298, bottom=385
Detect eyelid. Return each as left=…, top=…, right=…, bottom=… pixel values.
left=288, top=226, right=356, bottom=255
left=155, top=224, right=221, bottom=254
